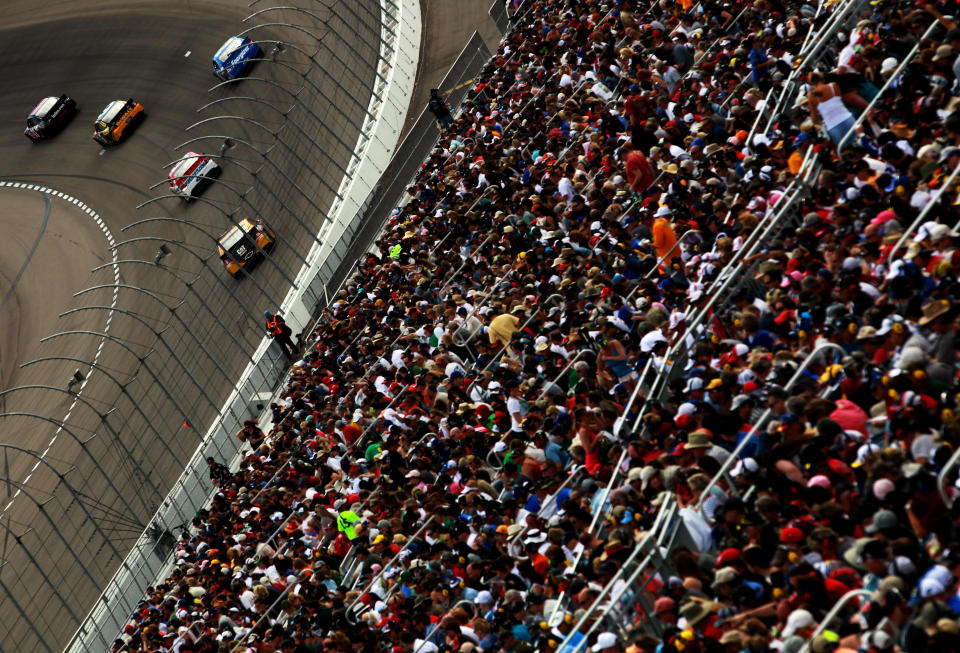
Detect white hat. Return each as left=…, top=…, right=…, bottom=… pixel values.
left=929, top=223, right=959, bottom=240
left=917, top=143, right=942, bottom=160
left=683, top=378, right=704, bottom=393
left=876, top=315, right=906, bottom=336
left=855, top=443, right=881, bottom=463
left=640, top=329, right=668, bottom=352
left=592, top=632, right=619, bottom=652
left=731, top=394, right=753, bottom=410
left=669, top=311, right=686, bottom=330
left=475, top=590, right=494, bottom=605
left=677, top=402, right=698, bottom=416
left=782, top=609, right=815, bottom=637
left=654, top=206, right=672, bottom=218
left=688, top=282, right=704, bottom=302
left=415, top=640, right=439, bottom=653
left=920, top=577, right=946, bottom=598
left=731, top=458, right=759, bottom=476
left=880, top=56, right=899, bottom=73
left=914, top=221, right=940, bottom=242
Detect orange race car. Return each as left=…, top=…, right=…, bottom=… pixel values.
left=217, top=219, right=276, bottom=278
left=92, top=98, right=145, bottom=145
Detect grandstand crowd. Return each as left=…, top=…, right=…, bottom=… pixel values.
left=117, top=0, right=960, bottom=650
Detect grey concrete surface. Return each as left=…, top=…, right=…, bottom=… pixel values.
left=405, top=0, right=502, bottom=136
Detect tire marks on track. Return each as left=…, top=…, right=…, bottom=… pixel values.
left=0, top=181, right=119, bottom=513
left=0, top=194, right=50, bottom=314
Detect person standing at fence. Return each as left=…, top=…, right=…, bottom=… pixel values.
left=236, top=419, right=266, bottom=451
left=428, top=88, right=455, bottom=130
left=206, top=457, right=231, bottom=487
left=265, top=310, right=297, bottom=359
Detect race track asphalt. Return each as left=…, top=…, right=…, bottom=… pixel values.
left=0, top=1, right=380, bottom=649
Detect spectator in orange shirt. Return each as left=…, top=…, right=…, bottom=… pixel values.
left=651, top=205, right=678, bottom=263
left=788, top=131, right=814, bottom=175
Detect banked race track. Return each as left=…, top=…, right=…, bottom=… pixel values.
left=0, top=0, right=379, bottom=649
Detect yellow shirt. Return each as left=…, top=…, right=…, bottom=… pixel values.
left=488, top=313, right=520, bottom=345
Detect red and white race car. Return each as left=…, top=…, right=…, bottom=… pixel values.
left=168, top=152, right=220, bottom=200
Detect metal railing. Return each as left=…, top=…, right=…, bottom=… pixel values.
left=556, top=496, right=682, bottom=651
left=798, top=590, right=873, bottom=653
left=507, top=465, right=586, bottom=543
left=695, top=342, right=846, bottom=516
left=343, top=516, right=436, bottom=623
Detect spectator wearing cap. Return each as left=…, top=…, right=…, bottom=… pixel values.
left=650, top=206, right=678, bottom=265
left=653, top=596, right=678, bottom=627
left=782, top=608, right=817, bottom=640
left=592, top=631, right=621, bottom=653
left=705, top=378, right=728, bottom=410
left=685, top=428, right=731, bottom=466
left=711, top=566, right=742, bottom=602
left=918, top=299, right=955, bottom=367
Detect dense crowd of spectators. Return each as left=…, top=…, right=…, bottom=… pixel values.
left=116, top=0, right=960, bottom=651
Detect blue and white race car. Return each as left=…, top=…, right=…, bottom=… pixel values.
left=212, top=37, right=261, bottom=81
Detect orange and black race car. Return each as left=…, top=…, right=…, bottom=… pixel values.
left=92, top=98, right=144, bottom=145
left=217, top=219, right=276, bottom=278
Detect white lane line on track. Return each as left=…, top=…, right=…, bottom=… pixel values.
left=0, top=181, right=119, bottom=513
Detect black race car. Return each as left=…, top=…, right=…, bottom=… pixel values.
left=24, top=95, right=78, bottom=142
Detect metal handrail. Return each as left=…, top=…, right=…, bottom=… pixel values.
left=343, top=515, right=435, bottom=622
left=412, top=622, right=443, bottom=653
left=437, top=234, right=496, bottom=293
left=745, top=0, right=861, bottom=147
left=695, top=342, right=846, bottom=512
left=615, top=357, right=654, bottom=438
left=889, top=162, right=960, bottom=261
left=508, top=465, right=586, bottom=543
left=228, top=568, right=308, bottom=653
left=537, top=349, right=591, bottom=401
left=836, top=20, right=939, bottom=152
left=798, top=589, right=873, bottom=653
left=550, top=446, right=630, bottom=619
left=555, top=503, right=677, bottom=651
left=465, top=308, right=543, bottom=396
left=642, top=230, right=703, bottom=279
left=648, top=147, right=818, bottom=400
